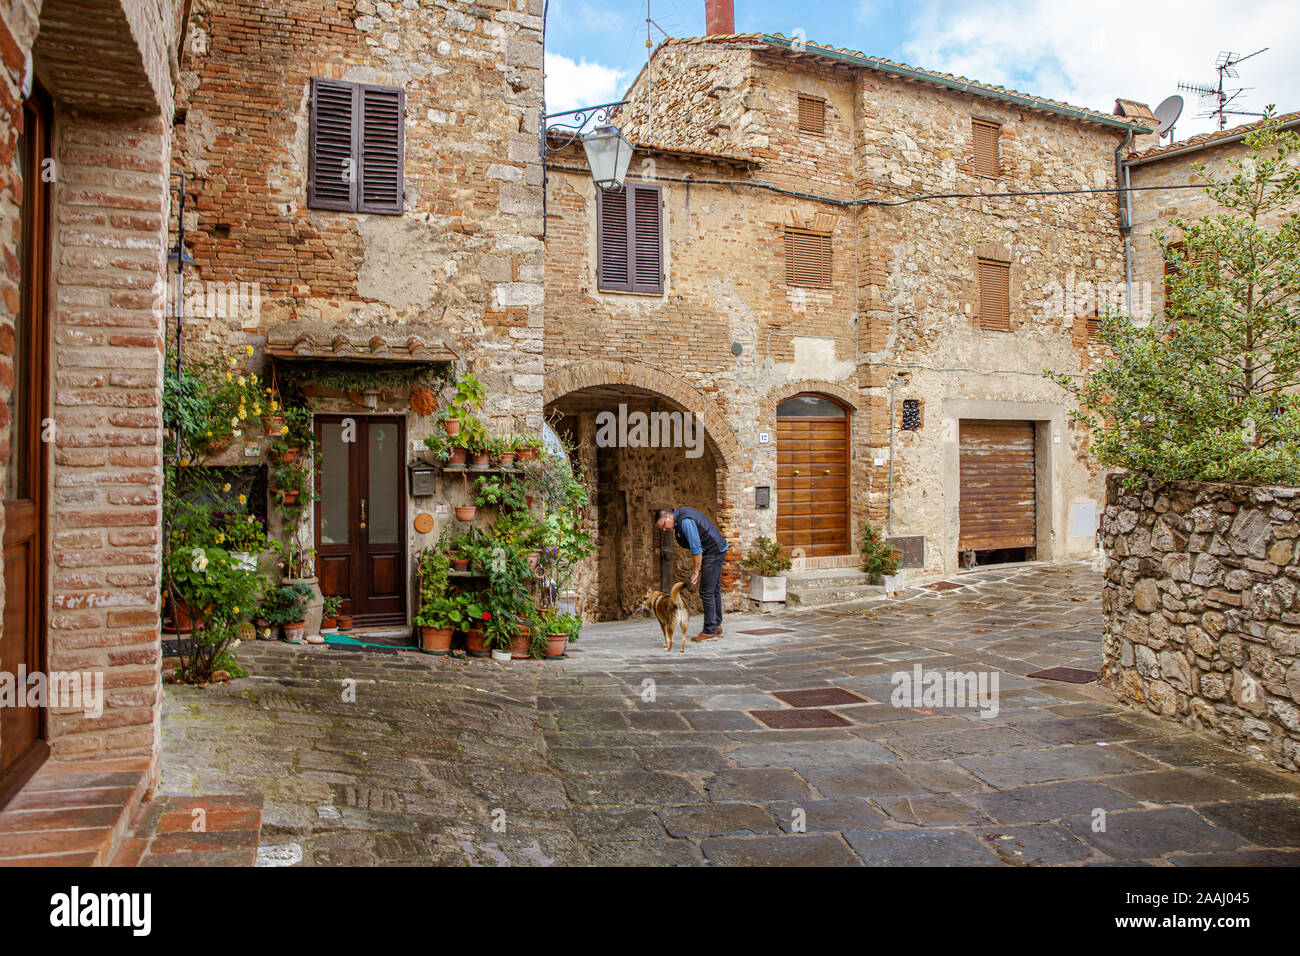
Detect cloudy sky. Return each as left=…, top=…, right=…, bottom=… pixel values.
left=544, top=0, right=1299, bottom=140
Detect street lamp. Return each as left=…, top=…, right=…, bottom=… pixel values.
left=582, top=123, right=634, bottom=192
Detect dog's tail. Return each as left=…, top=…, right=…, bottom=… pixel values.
left=669, top=581, right=686, bottom=604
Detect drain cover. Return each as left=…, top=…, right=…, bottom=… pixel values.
left=1027, top=666, right=1098, bottom=683
left=772, top=688, right=866, bottom=708
left=923, top=581, right=964, bottom=592
left=749, top=708, right=852, bottom=729
left=739, top=626, right=795, bottom=636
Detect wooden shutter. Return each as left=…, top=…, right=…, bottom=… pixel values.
left=785, top=228, right=832, bottom=289
left=308, top=78, right=358, bottom=211
left=972, top=118, right=1001, bottom=178
left=631, top=185, right=663, bottom=293
left=798, top=95, right=826, bottom=135
left=959, top=420, right=1037, bottom=551
left=597, top=185, right=662, bottom=293
left=977, top=258, right=1011, bottom=330
left=597, top=187, right=631, bottom=291
left=358, top=84, right=405, bottom=215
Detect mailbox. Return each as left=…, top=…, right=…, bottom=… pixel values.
left=409, top=463, right=439, bottom=496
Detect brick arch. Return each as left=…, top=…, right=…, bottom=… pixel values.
left=544, top=359, right=741, bottom=469
left=761, top=380, right=861, bottom=425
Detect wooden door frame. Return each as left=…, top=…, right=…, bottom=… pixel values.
left=312, top=414, right=407, bottom=627
left=776, top=392, right=851, bottom=557
left=0, top=81, right=53, bottom=808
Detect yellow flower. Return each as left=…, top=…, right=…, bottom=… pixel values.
left=227, top=356, right=236, bottom=367
left=280, top=425, right=288, bottom=436
left=245, top=346, right=254, bottom=356
left=238, top=494, right=247, bottom=505
left=180, top=458, right=191, bottom=467
left=270, top=401, right=279, bottom=412
left=222, top=482, right=231, bottom=492
left=215, top=533, right=225, bottom=544
left=205, top=430, right=213, bottom=437
left=225, top=372, right=233, bottom=381
left=232, top=606, right=240, bottom=614
left=237, top=376, right=246, bottom=386
left=252, top=404, right=261, bottom=416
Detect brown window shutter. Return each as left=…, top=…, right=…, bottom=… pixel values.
left=631, top=185, right=663, bottom=293
left=785, top=228, right=832, bottom=289
left=977, top=258, right=1011, bottom=330
left=972, top=119, right=1001, bottom=178
left=597, top=187, right=631, bottom=291
left=798, top=95, right=826, bottom=135
left=358, top=84, right=405, bottom=215
left=308, top=78, right=358, bottom=211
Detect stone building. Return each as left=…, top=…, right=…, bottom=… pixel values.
left=0, top=0, right=179, bottom=845
left=544, top=3, right=1147, bottom=618
left=170, top=0, right=545, bottom=629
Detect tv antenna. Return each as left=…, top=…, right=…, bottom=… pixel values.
left=1178, top=48, right=1269, bottom=131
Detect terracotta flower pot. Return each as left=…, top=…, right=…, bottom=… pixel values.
left=442, top=418, right=461, bottom=437
left=464, top=627, right=489, bottom=657
left=447, top=445, right=468, bottom=468
left=262, top=416, right=285, bottom=437
left=283, top=621, right=306, bottom=644
left=336, top=614, right=353, bottom=631
left=451, top=557, right=471, bottom=572
left=273, top=446, right=299, bottom=464
left=527, top=549, right=542, bottom=569
left=279, top=490, right=300, bottom=506
left=169, top=599, right=200, bottom=633
left=321, top=616, right=338, bottom=631
left=509, top=631, right=531, bottom=660
left=455, top=505, right=477, bottom=521
left=545, top=632, right=568, bottom=660
left=200, top=436, right=234, bottom=457
left=469, top=451, right=491, bottom=470
left=498, top=451, right=516, bottom=468
left=420, top=626, right=454, bottom=655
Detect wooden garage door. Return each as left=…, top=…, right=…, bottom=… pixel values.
left=959, top=420, right=1036, bottom=551
left=777, top=395, right=849, bottom=557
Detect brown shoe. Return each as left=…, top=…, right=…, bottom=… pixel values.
left=690, top=631, right=719, bottom=643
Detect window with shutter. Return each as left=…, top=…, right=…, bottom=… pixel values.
left=596, top=184, right=662, bottom=293
left=972, top=118, right=1001, bottom=178
left=977, top=258, right=1011, bottom=330
left=797, top=95, right=826, bottom=135
left=308, top=78, right=405, bottom=215
left=785, top=228, right=832, bottom=289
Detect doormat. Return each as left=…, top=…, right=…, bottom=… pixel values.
left=772, top=687, right=866, bottom=708
left=324, top=633, right=404, bottom=653
left=1026, top=666, right=1098, bottom=683
left=749, top=708, right=852, bottom=729
left=739, top=626, right=795, bottom=636
left=923, top=581, right=964, bottom=592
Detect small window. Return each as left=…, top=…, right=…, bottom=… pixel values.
left=1084, top=313, right=1102, bottom=338
left=308, top=77, right=405, bottom=214
left=778, top=395, right=845, bottom=418
left=797, top=95, right=826, bottom=135
left=972, top=118, right=1001, bottom=178
left=597, top=184, right=663, bottom=293
left=785, top=228, right=832, bottom=289
left=901, top=400, right=922, bottom=430
left=977, top=258, right=1011, bottom=330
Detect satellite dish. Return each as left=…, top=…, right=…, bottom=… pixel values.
left=1154, top=95, right=1184, bottom=138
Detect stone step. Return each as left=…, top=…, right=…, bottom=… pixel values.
left=784, top=568, right=885, bottom=608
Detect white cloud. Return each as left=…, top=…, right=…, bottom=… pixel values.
left=544, top=51, right=633, bottom=116
left=899, top=0, right=1300, bottom=139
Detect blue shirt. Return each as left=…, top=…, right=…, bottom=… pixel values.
left=680, top=517, right=703, bottom=555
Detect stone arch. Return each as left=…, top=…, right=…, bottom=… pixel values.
left=544, top=358, right=742, bottom=469
left=760, top=379, right=861, bottom=428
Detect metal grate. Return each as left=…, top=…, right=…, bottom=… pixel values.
left=901, top=399, right=922, bottom=430
left=772, top=688, right=866, bottom=708
left=739, top=626, right=796, bottom=636
left=923, top=581, right=964, bottom=592
left=749, top=708, right=852, bottom=729
left=1027, top=666, right=1098, bottom=684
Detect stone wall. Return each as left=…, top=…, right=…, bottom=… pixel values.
left=1101, top=475, right=1300, bottom=773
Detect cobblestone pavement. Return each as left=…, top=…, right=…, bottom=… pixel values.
left=159, top=562, right=1300, bottom=866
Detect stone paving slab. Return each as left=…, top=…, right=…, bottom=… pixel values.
left=154, top=562, right=1300, bottom=866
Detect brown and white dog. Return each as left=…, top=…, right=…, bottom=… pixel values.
left=641, top=581, right=691, bottom=653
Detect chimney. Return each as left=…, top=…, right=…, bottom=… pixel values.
left=705, top=0, right=734, bottom=35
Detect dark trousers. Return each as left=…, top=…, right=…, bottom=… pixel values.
left=700, top=551, right=725, bottom=634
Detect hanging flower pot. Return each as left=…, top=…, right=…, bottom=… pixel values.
left=275, top=489, right=300, bottom=507
left=272, top=446, right=300, bottom=465
left=454, top=505, right=477, bottom=522
left=447, top=445, right=468, bottom=468
left=261, top=415, right=285, bottom=437
left=420, top=626, right=454, bottom=655
left=442, top=417, right=461, bottom=437
left=200, top=435, right=234, bottom=457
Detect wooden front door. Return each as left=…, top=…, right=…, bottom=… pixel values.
left=958, top=420, right=1037, bottom=553
left=1, top=85, right=53, bottom=807
left=315, top=416, right=407, bottom=626
left=776, top=394, right=850, bottom=557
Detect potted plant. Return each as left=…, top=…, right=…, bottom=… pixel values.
left=462, top=595, right=491, bottom=657
left=474, top=471, right=527, bottom=512
left=455, top=503, right=477, bottom=522
left=462, top=419, right=491, bottom=470
left=490, top=434, right=517, bottom=469
left=336, top=610, right=354, bottom=631
left=741, top=536, right=792, bottom=602
left=260, top=581, right=313, bottom=643
left=415, top=597, right=459, bottom=655
left=320, top=594, right=342, bottom=632
left=859, top=522, right=903, bottom=592
left=536, top=608, right=581, bottom=660
left=515, top=434, right=545, bottom=462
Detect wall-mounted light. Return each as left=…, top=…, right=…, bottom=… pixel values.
left=582, top=124, right=634, bottom=192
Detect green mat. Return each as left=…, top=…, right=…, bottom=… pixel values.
left=320, top=631, right=415, bottom=650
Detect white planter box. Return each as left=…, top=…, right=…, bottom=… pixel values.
left=878, top=572, right=905, bottom=594
left=749, top=575, right=787, bottom=603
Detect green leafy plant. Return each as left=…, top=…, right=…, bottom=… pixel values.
left=418, top=547, right=450, bottom=612
left=474, top=471, right=528, bottom=511
left=1048, top=114, right=1300, bottom=488
left=258, top=581, right=313, bottom=626
left=859, top=522, right=901, bottom=579
left=740, top=537, right=791, bottom=577
left=321, top=594, right=343, bottom=620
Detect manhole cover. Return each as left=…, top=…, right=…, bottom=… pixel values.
left=772, top=688, right=866, bottom=708
left=739, top=626, right=795, bottom=636
left=1027, top=666, right=1098, bottom=683
left=749, top=708, right=852, bottom=729
left=923, top=581, right=963, bottom=592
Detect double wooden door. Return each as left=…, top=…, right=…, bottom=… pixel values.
left=1, top=84, right=52, bottom=807
left=314, top=416, right=407, bottom=626
left=776, top=394, right=850, bottom=557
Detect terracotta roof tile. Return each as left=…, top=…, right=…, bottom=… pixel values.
left=1125, top=110, right=1300, bottom=162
